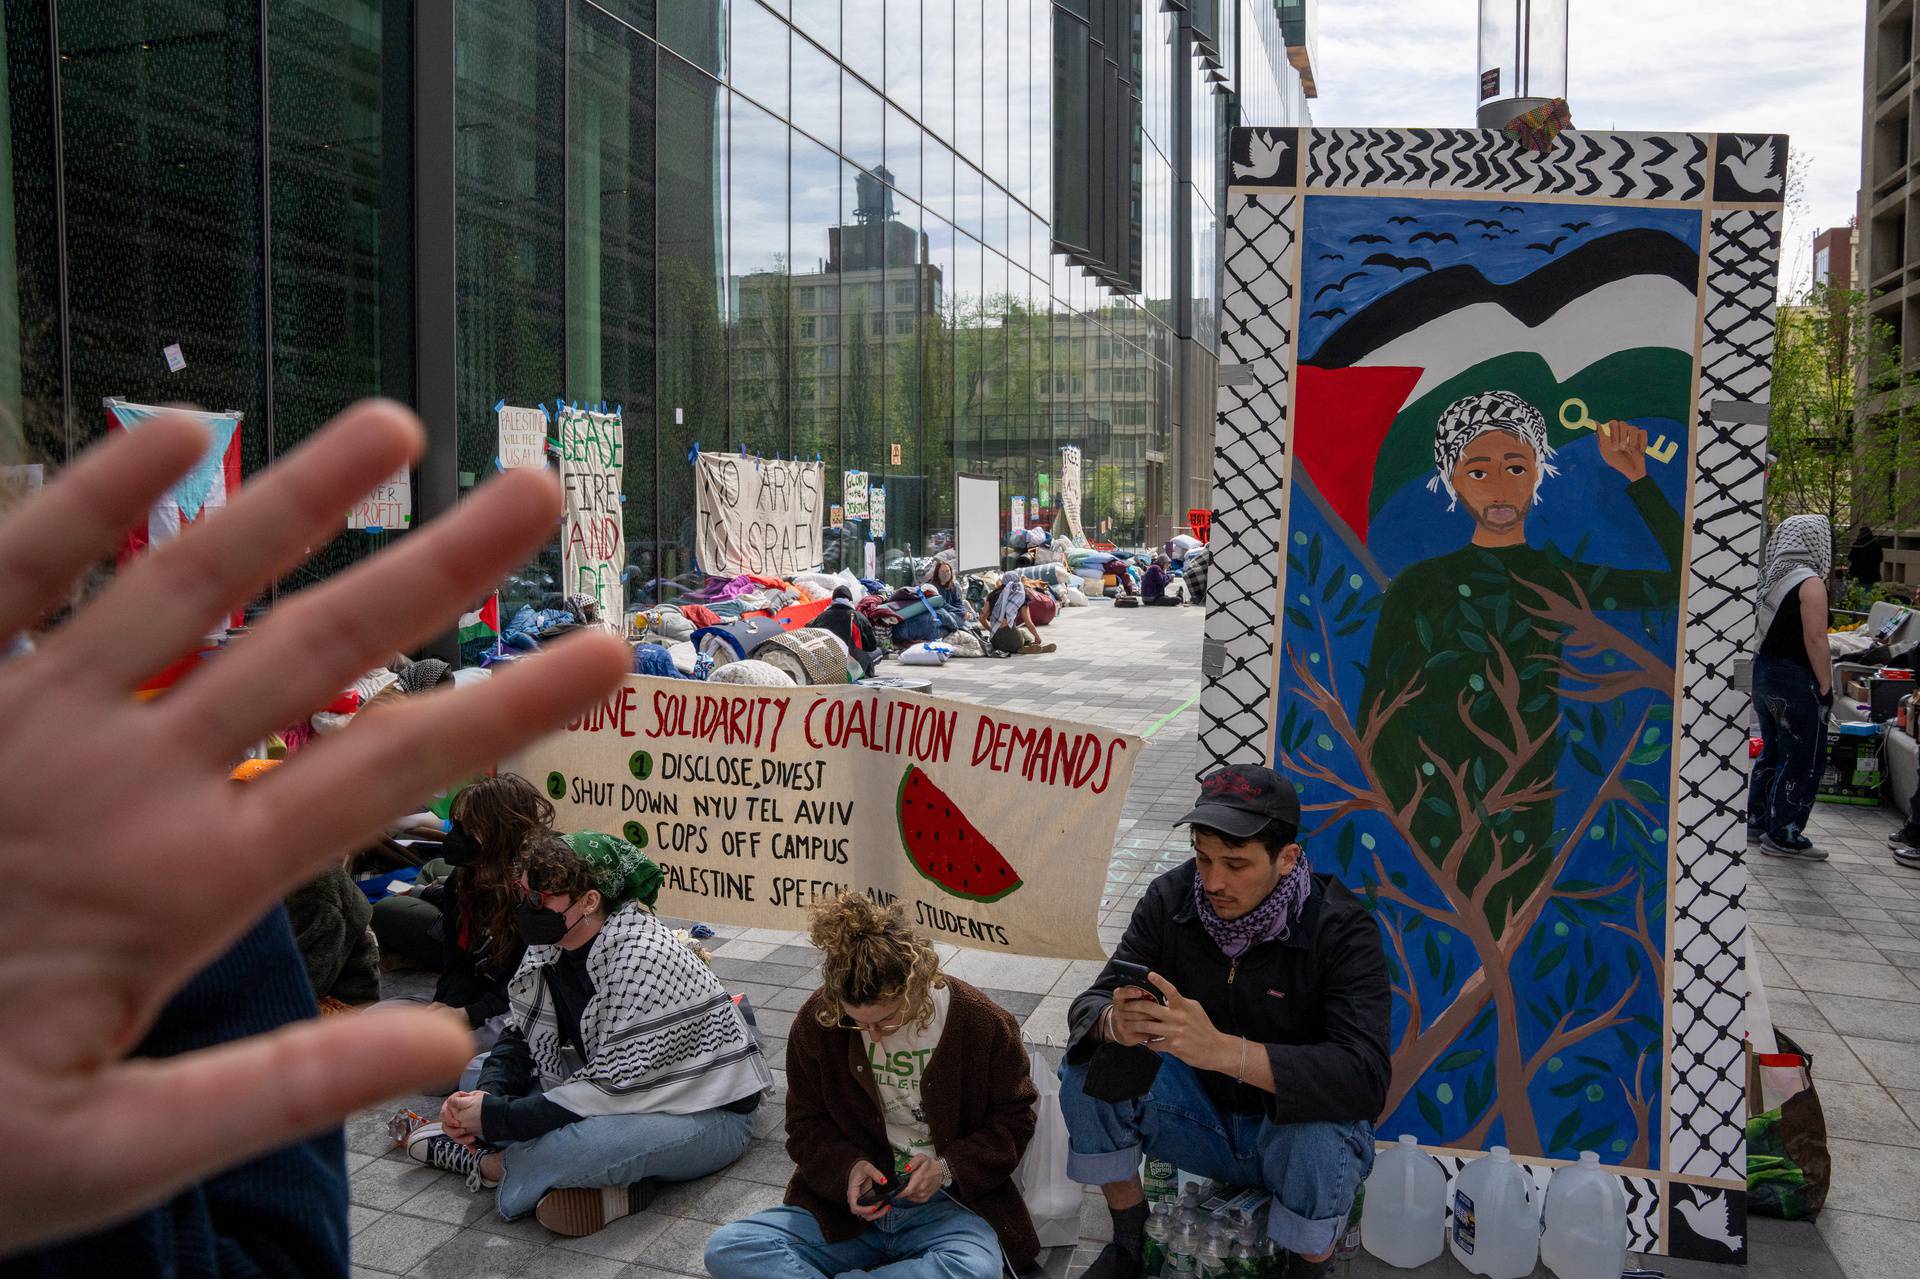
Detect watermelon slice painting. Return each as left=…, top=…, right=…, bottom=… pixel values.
left=896, top=765, right=1025, bottom=903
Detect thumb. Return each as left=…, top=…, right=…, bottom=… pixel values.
left=1146, top=971, right=1180, bottom=1002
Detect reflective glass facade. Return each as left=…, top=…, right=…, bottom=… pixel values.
left=1, top=1, right=1311, bottom=616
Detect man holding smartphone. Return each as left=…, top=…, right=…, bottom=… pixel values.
left=1058, top=765, right=1390, bottom=1279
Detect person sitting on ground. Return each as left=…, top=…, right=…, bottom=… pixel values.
left=230, top=759, right=382, bottom=1012
left=986, top=577, right=1052, bottom=654
left=811, top=585, right=879, bottom=677
left=706, top=892, right=1038, bottom=1279
left=927, top=560, right=976, bottom=634
left=370, top=773, right=552, bottom=1034
left=407, top=832, right=767, bottom=1235
left=1141, top=555, right=1183, bottom=607
left=1059, top=765, right=1390, bottom=1279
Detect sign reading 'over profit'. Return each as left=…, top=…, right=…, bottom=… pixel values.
left=510, top=676, right=1141, bottom=959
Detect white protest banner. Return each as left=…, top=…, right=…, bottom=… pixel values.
left=559, top=405, right=625, bottom=628
left=844, top=469, right=870, bottom=521
left=1010, top=495, right=1026, bottom=532
left=498, top=403, right=549, bottom=470
left=869, top=485, right=887, bottom=538
left=348, top=464, right=411, bottom=531
left=511, top=677, right=1142, bottom=958
left=1059, top=445, right=1085, bottom=541
left=864, top=541, right=877, bottom=580
left=694, top=451, right=825, bottom=578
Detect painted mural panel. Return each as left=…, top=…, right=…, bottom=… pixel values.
left=1272, top=192, right=1699, bottom=1166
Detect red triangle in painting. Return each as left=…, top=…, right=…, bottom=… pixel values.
left=1294, top=365, right=1424, bottom=544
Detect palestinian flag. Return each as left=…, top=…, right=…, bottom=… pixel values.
left=458, top=595, right=500, bottom=646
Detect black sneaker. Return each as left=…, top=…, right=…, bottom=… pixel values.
left=404, top=1123, right=499, bottom=1191
left=1761, top=833, right=1828, bottom=861
left=1889, top=826, right=1920, bottom=853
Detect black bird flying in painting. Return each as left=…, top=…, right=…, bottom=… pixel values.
left=1388, top=216, right=1419, bottom=225
left=1465, top=219, right=1509, bottom=231
left=1500, top=204, right=1525, bottom=213
left=1362, top=252, right=1433, bottom=272
left=1349, top=233, right=1391, bottom=245
left=1318, top=252, right=1346, bottom=261
left=1409, top=230, right=1458, bottom=246
left=1525, top=235, right=1569, bottom=254
left=1314, top=272, right=1367, bottom=300
left=1562, top=220, right=1593, bottom=232
left=1309, top=307, right=1347, bottom=320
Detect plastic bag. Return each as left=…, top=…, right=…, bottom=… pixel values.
left=899, top=642, right=952, bottom=666
left=1016, top=1052, right=1082, bottom=1247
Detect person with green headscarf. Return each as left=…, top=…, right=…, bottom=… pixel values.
left=404, top=831, right=769, bottom=1237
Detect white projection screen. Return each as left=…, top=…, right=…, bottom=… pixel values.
left=954, top=473, right=1001, bottom=573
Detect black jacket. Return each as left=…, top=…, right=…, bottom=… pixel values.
left=1066, top=864, right=1391, bottom=1125
left=424, top=867, right=523, bottom=1028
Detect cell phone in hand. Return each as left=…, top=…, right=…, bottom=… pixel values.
left=857, top=1176, right=904, bottom=1208
left=1111, top=959, right=1167, bottom=1003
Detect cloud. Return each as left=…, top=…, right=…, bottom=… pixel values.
left=1305, top=0, right=1866, bottom=294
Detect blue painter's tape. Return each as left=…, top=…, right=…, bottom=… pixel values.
left=493, top=398, right=505, bottom=412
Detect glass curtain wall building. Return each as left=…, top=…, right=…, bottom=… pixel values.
left=1, top=1, right=1314, bottom=616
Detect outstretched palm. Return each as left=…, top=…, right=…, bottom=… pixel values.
left=0, top=402, right=626, bottom=1253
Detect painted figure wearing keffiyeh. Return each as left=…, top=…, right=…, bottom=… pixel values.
left=1358, top=391, right=1683, bottom=926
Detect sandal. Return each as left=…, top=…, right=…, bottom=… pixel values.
left=1021, top=642, right=1057, bottom=655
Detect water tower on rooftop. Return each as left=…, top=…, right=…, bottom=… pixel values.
left=1476, top=0, right=1569, bottom=129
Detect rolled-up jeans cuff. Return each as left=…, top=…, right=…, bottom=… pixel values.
left=1065, top=1143, right=1141, bottom=1186
left=1267, top=1197, right=1341, bottom=1259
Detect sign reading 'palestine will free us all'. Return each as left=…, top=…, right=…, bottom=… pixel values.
left=511, top=677, right=1142, bottom=959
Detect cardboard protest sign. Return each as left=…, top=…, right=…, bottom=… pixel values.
left=844, top=469, right=870, bottom=519
left=695, top=452, right=825, bottom=578
left=559, top=405, right=625, bottom=628
left=348, top=465, right=410, bottom=532
left=1059, top=445, right=1084, bottom=540
left=512, top=677, right=1142, bottom=959
left=1010, top=495, right=1026, bottom=532
left=498, top=403, right=549, bottom=469
left=869, top=485, right=887, bottom=538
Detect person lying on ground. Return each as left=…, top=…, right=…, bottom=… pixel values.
left=706, top=891, right=1038, bottom=1279
left=0, top=399, right=628, bottom=1260
left=408, top=831, right=767, bottom=1236
left=1059, top=765, right=1390, bottom=1279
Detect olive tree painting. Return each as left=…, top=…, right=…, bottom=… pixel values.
left=1202, top=127, right=1786, bottom=1262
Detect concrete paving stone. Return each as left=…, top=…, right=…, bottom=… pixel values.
left=672, top=1174, right=788, bottom=1224
left=762, top=984, right=814, bottom=1012
left=1844, top=1034, right=1920, bottom=1090
left=1821, top=1136, right=1920, bottom=1218
left=521, top=1253, right=632, bottom=1279
left=1762, top=987, right=1833, bottom=1032
left=709, top=938, right=780, bottom=961
left=738, top=927, right=809, bottom=945
left=1781, top=956, right=1920, bottom=1003
left=1770, top=1026, right=1877, bottom=1083
left=764, top=944, right=822, bottom=968
left=405, top=1224, right=542, bottom=1276
left=751, top=1006, right=798, bottom=1037
left=346, top=1151, right=377, bottom=1175
left=1810, top=1077, right=1920, bottom=1144
left=1816, top=992, right=1920, bottom=1042
left=349, top=1204, right=384, bottom=1237
left=751, top=1101, right=786, bottom=1141
left=1861, top=928, right=1920, bottom=953
left=352, top=1158, right=439, bottom=1211
left=726, top=980, right=787, bottom=1009
left=548, top=1209, right=677, bottom=1263
left=392, top=1172, right=496, bottom=1226
left=1023, top=994, right=1076, bottom=1049
left=1753, top=950, right=1799, bottom=990
left=944, top=949, right=1072, bottom=994
left=465, top=1207, right=557, bottom=1242
left=1816, top=1209, right=1920, bottom=1279
left=1053, top=958, right=1110, bottom=997
left=641, top=1214, right=734, bottom=1276
left=708, top=957, right=812, bottom=987
left=979, top=986, right=1046, bottom=1017
left=1847, top=918, right=1913, bottom=939
left=730, top=1140, right=799, bottom=1187
left=348, top=1211, right=461, bottom=1274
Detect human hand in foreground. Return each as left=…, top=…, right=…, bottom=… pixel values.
left=1133, top=973, right=1230, bottom=1068
left=1106, top=983, right=1162, bottom=1047
left=847, top=1159, right=894, bottom=1220
left=894, top=1154, right=947, bottom=1205
left=0, top=401, right=626, bottom=1252
left=441, top=1091, right=487, bottom=1148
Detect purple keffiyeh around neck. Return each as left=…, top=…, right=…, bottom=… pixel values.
left=1194, top=856, right=1313, bottom=958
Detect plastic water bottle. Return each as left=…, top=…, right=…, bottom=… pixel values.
left=1448, top=1147, right=1538, bottom=1279
left=1540, top=1152, right=1628, bottom=1279
left=1143, top=1155, right=1179, bottom=1206
left=1333, top=1185, right=1365, bottom=1277
left=1361, top=1134, right=1447, bottom=1268
left=1162, top=1257, right=1197, bottom=1279
left=1165, top=1214, right=1199, bottom=1279
left=1197, top=1221, right=1231, bottom=1279
left=1142, top=1201, right=1175, bottom=1279
left=1227, top=1224, right=1259, bottom=1279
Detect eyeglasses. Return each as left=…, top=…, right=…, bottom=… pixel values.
left=518, top=884, right=570, bottom=910
left=838, top=1010, right=909, bottom=1036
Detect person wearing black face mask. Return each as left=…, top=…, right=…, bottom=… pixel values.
left=405, top=832, right=766, bottom=1238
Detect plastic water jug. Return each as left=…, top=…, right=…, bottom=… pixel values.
left=1541, top=1152, right=1628, bottom=1279
left=1448, top=1147, right=1538, bottom=1279
left=1362, top=1134, right=1446, bottom=1268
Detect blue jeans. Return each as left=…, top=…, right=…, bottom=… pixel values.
left=494, top=1104, right=753, bottom=1220
left=1058, top=1056, right=1373, bottom=1258
left=1749, top=654, right=1829, bottom=841
left=705, top=1198, right=1003, bottom=1279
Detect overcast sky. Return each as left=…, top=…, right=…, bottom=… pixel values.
left=1306, top=0, right=1867, bottom=295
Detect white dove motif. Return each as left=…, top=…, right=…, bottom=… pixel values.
left=1720, top=137, right=1782, bottom=196
left=1673, top=1186, right=1738, bottom=1255
left=1233, top=130, right=1288, bottom=182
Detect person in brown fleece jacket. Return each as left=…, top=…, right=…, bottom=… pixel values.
left=706, top=893, right=1039, bottom=1279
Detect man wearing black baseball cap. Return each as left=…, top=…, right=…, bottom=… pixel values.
left=1056, top=764, right=1389, bottom=1279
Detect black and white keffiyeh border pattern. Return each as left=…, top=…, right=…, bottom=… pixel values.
left=511, top=906, right=770, bottom=1117
left=1202, top=128, right=1783, bottom=1257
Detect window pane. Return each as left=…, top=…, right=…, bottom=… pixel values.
left=791, top=0, right=838, bottom=54
left=885, top=0, right=919, bottom=117
left=731, top=0, right=788, bottom=120
left=269, top=0, right=394, bottom=593
left=659, top=0, right=728, bottom=79
left=0, top=4, right=63, bottom=477
left=982, top=0, right=1007, bottom=186
left=921, top=130, right=954, bottom=224
left=884, top=103, right=919, bottom=203
left=791, top=29, right=838, bottom=151
left=730, top=95, right=788, bottom=457
left=842, top=70, right=883, bottom=176
left=840, top=158, right=882, bottom=514
left=568, top=1, right=658, bottom=590
left=791, top=127, right=840, bottom=527
left=656, top=53, right=727, bottom=587
left=843, top=0, right=883, bottom=88
left=922, top=0, right=954, bottom=143
left=955, top=0, right=983, bottom=165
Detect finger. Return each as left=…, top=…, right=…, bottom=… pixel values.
left=0, top=413, right=209, bottom=642
left=224, top=634, right=627, bottom=904
left=45, top=401, right=422, bottom=687
left=37, top=1009, right=469, bottom=1252
left=1145, top=971, right=1180, bottom=1001
left=164, top=466, right=575, bottom=760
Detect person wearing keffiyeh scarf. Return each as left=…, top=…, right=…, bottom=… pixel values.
left=1056, top=765, right=1390, bottom=1279
left=1748, top=514, right=1835, bottom=860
